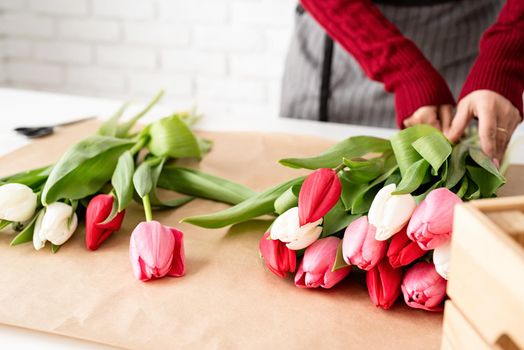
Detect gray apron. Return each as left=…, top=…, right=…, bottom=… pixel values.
left=280, top=0, right=504, bottom=128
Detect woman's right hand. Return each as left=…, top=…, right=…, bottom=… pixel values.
left=402, top=105, right=453, bottom=132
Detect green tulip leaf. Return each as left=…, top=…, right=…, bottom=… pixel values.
left=98, top=102, right=129, bottom=137
left=445, top=143, right=469, bottom=189
left=274, top=184, right=301, bottom=215
left=182, top=176, right=305, bottom=228
left=116, top=90, right=164, bottom=138
left=148, top=114, right=202, bottom=159
left=332, top=240, right=350, bottom=272
left=350, top=165, right=399, bottom=214
left=133, top=160, right=154, bottom=198
left=11, top=210, right=42, bottom=246
left=158, top=166, right=256, bottom=206
left=468, top=147, right=506, bottom=182
left=466, top=166, right=505, bottom=197
left=0, top=165, right=52, bottom=189
left=390, top=124, right=438, bottom=176
left=42, top=136, right=134, bottom=205
left=393, top=159, right=430, bottom=194
left=112, top=151, right=135, bottom=212
left=322, top=199, right=360, bottom=237
left=412, top=132, right=452, bottom=174
left=279, top=136, right=391, bottom=170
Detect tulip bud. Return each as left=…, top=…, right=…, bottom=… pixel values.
left=401, top=262, right=447, bottom=312
left=368, top=184, right=416, bottom=241
left=294, top=237, right=350, bottom=289
left=129, top=220, right=185, bottom=281
left=270, top=207, right=322, bottom=250
left=433, top=240, right=451, bottom=280
left=259, top=232, right=297, bottom=278
left=85, top=194, right=125, bottom=251
left=33, top=202, right=78, bottom=250
left=342, top=216, right=387, bottom=270
left=387, top=227, right=426, bottom=268
left=0, top=183, right=37, bottom=223
left=298, top=168, right=341, bottom=226
left=366, top=258, right=403, bottom=309
left=407, top=188, right=462, bottom=250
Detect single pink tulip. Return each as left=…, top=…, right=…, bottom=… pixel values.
left=407, top=188, right=462, bottom=250
left=129, top=220, right=185, bottom=282
left=342, top=216, right=387, bottom=270
left=295, top=237, right=350, bottom=289
left=298, top=168, right=341, bottom=226
left=366, top=258, right=403, bottom=309
left=401, top=262, right=447, bottom=312
left=387, top=226, right=426, bottom=268
left=259, top=232, right=297, bottom=278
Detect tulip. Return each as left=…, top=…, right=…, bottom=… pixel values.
left=33, top=202, right=78, bottom=250
left=401, top=262, right=447, bottom=312
left=295, top=237, right=350, bottom=289
left=270, top=207, right=323, bottom=250
left=366, top=258, right=403, bottom=309
left=85, top=194, right=125, bottom=251
left=298, top=168, right=341, bottom=226
left=368, top=183, right=416, bottom=241
left=433, top=240, right=451, bottom=280
left=407, top=188, right=462, bottom=250
left=0, top=183, right=37, bottom=223
left=387, top=226, right=426, bottom=268
left=259, top=232, right=297, bottom=278
left=129, top=220, right=185, bottom=281
left=342, top=216, right=387, bottom=270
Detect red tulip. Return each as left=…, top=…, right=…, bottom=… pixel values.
left=259, top=232, right=297, bottom=278
left=366, top=258, right=403, bottom=309
left=129, top=220, right=185, bottom=281
left=407, top=188, right=462, bottom=250
left=294, top=237, right=350, bottom=289
left=85, top=194, right=125, bottom=250
left=298, top=168, right=341, bottom=226
left=387, top=226, right=426, bottom=268
left=342, top=216, right=387, bottom=270
left=401, top=262, right=447, bottom=312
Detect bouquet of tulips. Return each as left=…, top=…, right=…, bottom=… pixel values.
left=0, top=91, right=254, bottom=282
left=183, top=125, right=506, bottom=311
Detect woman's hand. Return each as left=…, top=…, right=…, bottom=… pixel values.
left=403, top=105, right=453, bottom=132
left=446, top=90, right=521, bottom=166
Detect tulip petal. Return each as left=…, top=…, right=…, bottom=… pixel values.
left=168, top=228, right=185, bottom=277
left=32, top=211, right=46, bottom=251
left=368, top=183, right=396, bottom=227
left=433, top=241, right=451, bottom=280
left=285, top=224, right=322, bottom=250
left=298, top=169, right=342, bottom=226
left=270, top=207, right=300, bottom=242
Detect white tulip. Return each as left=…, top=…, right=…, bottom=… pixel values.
left=33, top=202, right=78, bottom=250
left=368, top=183, right=416, bottom=241
left=0, top=183, right=37, bottom=222
left=433, top=241, right=451, bottom=280
left=270, top=207, right=323, bottom=250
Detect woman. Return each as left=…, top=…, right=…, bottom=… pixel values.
left=281, top=0, right=523, bottom=166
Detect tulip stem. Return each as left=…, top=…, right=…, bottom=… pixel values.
left=334, top=163, right=346, bottom=173
left=130, top=135, right=149, bottom=156
left=142, top=195, right=153, bottom=222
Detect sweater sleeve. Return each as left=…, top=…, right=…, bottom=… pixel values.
left=459, top=0, right=524, bottom=119
left=300, top=0, right=455, bottom=128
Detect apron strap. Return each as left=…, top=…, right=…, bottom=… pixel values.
left=320, top=35, right=334, bottom=122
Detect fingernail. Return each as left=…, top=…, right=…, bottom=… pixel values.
left=493, top=158, right=500, bottom=168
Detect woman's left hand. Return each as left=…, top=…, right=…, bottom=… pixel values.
left=446, top=90, right=522, bottom=167
left=403, top=105, right=453, bottom=132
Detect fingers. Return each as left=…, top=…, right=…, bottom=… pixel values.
left=446, top=101, right=472, bottom=142
left=477, top=107, right=497, bottom=159
left=405, top=106, right=440, bottom=129
left=438, top=105, right=453, bottom=134
left=493, top=109, right=521, bottom=164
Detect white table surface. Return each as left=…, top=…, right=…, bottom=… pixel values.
left=0, top=87, right=523, bottom=349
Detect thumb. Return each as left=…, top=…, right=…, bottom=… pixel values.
left=446, top=102, right=472, bottom=142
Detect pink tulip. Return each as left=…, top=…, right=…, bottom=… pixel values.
left=407, top=188, right=462, bottom=250
left=366, top=258, right=403, bottom=309
left=259, top=232, right=297, bottom=278
left=298, top=168, right=341, bottom=226
left=401, top=262, right=447, bottom=312
left=387, top=226, right=426, bottom=268
left=129, top=221, right=185, bottom=281
left=342, top=216, right=387, bottom=270
left=295, top=237, right=350, bottom=289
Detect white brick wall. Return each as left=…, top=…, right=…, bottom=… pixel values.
left=0, top=0, right=296, bottom=119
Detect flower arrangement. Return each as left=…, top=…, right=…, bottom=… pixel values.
left=183, top=125, right=506, bottom=311
left=0, top=91, right=255, bottom=282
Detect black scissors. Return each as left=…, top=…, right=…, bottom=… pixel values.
left=14, top=116, right=97, bottom=139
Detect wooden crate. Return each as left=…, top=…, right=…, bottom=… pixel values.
left=443, top=196, right=524, bottom=350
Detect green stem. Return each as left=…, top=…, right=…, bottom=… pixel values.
left=334, top=163, right=346, bottom=173
left=129, top=135, right=149, bottom=156
left=142, top=194, right=153, bottom=222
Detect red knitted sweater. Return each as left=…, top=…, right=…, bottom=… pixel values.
left=300, top=0, right=524, bottom=128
